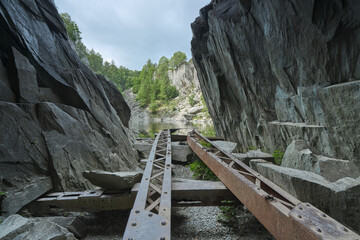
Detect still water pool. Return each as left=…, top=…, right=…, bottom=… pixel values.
left=130, top=119, right=216, bottom=138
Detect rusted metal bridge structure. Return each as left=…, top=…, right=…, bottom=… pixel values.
left=33, top=129, right=360, bottom=240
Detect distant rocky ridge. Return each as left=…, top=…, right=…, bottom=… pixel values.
left=168, top=61, right=200, bottom=94
left=125, top=61, right=211, bottom=123
left=167, top=61, right=208, bottom=122
left=0, top=0, right=138, bottom=216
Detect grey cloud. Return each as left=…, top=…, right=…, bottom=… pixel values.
left=55, top=0, right=210, bottom=70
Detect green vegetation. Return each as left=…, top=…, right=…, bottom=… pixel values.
left=169, top=51, right=187, bottom=69
left=189, top=159, right=218, bottom=181
left=61, top=12, right=182, bottom=111
left=217, top=202, right=241, bottom=223
left=272, top=149, right=285, bottom=165
left=133, top=56, right=179, bottom=109
left=199, top=140, right=212, bottom=148
left=188, top=94, right=196, bottom=107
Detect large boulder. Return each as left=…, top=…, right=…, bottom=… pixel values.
left=0, top=0, right=138, bottom=215
left=282, top=140, right=360, bottom=182
left=1, top=177, right=52, bottom=216
left=212, top=140, right=237, bottom=154
left=255, top=163, right=360, bottom=233
left=191, top=0, right=360, bottom=168
left=0, top=215, right=76, bottom=240
left=188, top=106, right=203, bottom=115
left=34, top=216, right=88, bottom=239
left=83, top=170, right=142, bottom=191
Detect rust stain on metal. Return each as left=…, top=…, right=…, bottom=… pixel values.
left=187, top=130, right=360, bottom=240
left=123, top=130, right=172, bottom=240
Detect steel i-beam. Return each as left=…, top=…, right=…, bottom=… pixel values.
left=123, top=130, right=172, bottom=240
left=187, top=130, right=360, bottom=240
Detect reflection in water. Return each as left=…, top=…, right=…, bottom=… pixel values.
left=130, top=119, right=216, bottom=138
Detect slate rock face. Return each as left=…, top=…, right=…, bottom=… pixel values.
left=0, top=0, right=138, bottom=215
left=0, top=214, right=77, bottom=240
left=191, top=0, right=360, bottom=167
left=282, top=140, right=360, bottom=182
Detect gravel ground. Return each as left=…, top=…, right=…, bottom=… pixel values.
left=172, top=206, right=273, bottom=240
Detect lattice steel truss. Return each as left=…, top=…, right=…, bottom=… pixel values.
left=123, top=130, right=172, bottom=240
left=187, top=129, right=360, bottom=240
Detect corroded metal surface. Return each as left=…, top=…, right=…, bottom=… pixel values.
left=187, top=130, right=360, bottom=240
left=124, top=130, right=172, bottom=240
left=31, top=181, right=237, bottom=213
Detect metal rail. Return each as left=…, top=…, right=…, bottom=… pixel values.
left=187, top=130, right=360, bottom=240
left=123, top=130, right=172, bottom=240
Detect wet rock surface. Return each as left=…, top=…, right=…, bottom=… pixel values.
left=0, top=0, right=138, bottom=215
left=191, top=0, right=360, bottom=167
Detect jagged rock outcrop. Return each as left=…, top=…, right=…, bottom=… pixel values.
left=168, top=61, right=200, bottom=94
left=0, top=214, right=77, bottom=240
left=0, top=0, right=138, bottom=215
left=191, top=0, right=360, bottom=167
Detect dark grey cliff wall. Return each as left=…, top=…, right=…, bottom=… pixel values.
left=0, top=0, right=138, bottom=215
left=191, top=0, right=360, bottom=166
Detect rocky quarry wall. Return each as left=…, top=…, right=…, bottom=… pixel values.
left=192, top=0, right=360, bottom=232
left=168, top=61, right=200, bottom=93
left=0, top=0, right=138, bottom=216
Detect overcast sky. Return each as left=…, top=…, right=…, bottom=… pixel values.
left=54, top=0, right=210, bottom=70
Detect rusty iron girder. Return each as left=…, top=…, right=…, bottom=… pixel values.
left=123, top=130, right=172, bottom=240
left=187, top=130, right=360, bottom=240
left=30, top=180, right=238, bottom=213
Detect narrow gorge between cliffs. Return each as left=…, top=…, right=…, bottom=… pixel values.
left=0, top=0, right=359, bottom=239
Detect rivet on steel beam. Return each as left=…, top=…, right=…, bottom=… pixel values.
left=316, top=228, right=322, bottom=233
left=148, top=213, right=153, bottom=217
left=160, top=237, right=166, bottom=240
left=135, top=210, right=140, bottom=213
left=164, top=191, right=168, bottom=194
left=321, top=213, right=326, bottom=217
left=341, top=227, right=348, bottom=232
left=298, top=215, right=302, bottom=219
left=131, top=222, right=137, bottom=226
left=306, top=203, right=310, bottom=207
left=161, top=221, right=166, bottom=225
left=257, top=188, right=260, bottom=190
left=145, top=178, right=149, bottom=180
left=167, top=164, right=170, bottom=167
left=128, top=238, right=133, bottom=240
